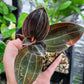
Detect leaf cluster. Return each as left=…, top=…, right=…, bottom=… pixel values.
left=35, top=0, right=84, bottom=24
left=0, top=1, right=28, bottom=74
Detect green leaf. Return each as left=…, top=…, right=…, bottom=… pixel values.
left=0, top=62, right=4, bottom=73
left=43, top=0, right=49, bottom=3
left=0, top=40, right=6, bottom=58
left=35, top=0, right=39, bottom=8
left=0, top=16, right=6, bottom=24
left=17, top=13, right=28, bottom=29
left=70, top=5, right=84, bottom=20
left=58, top=1, right=72, bottom=10
left=46, top=9, right=53, bottom=17
left=1, top=24, right=16, bottom=38
left=44, top=22, right=84, bottom=52
left=0, top=16, right=3, bottom=23
left=53, top=0, right=57, bottom=3
left=3, top=13, right=16, bottom=23
left=0, top=1, right=9, bottom=15
left=71, top=0, right=84, bottom=5
left=8, top=5, right=17, bottom=11
left=50, top=20, right=55, bottom=25
left=15, top=46, right=43, bottom=84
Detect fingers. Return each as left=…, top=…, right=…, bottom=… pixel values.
left=4, top=39, right=22, bottom=60
left=39, top=55, right=62, bottom=80
left=7, top=38, right=22, bottom=50
left=3, top=39, right=22, bottom=84
left=45, top=55, right=62, bottom=76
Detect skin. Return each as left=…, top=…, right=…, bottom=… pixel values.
left=3, top=39, right=62, bottom=84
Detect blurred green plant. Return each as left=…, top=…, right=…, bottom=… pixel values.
left=35, top=0, right=84, bottom=24
left=0, top=1, right=28, bottom=38
left=0, top=1, right=28, bottom=74
left=17, top=13, right=28, bottom=29
left=0, top=1, right=17, bottom=36
left=0, top=0, right=17, bottom=74
left=0, top=40, right=5, bottom=73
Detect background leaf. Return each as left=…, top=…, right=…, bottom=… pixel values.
left=1, top=24, right=16, bottom=38
left=0, top=1, right=8, bottom=15
left=44, top=22, right=84, bottom=52
left=8, top=5, right=17, bottom=11
left=0, top=40, right=6, bottom=58
left=3, top=13, right=16, bottom=23
left=17, top=13, right=28, bottom=29
left=15, top=46, right=43, bottom=84
left=43, top=0, right=49, bottom=3
left=58, top=1, right=72, bottom=10
left=71, top=0, right=84, bottom=5
left=70, top=5, right=84, bottom=20
left=0, top=62, right=4, bottom=73
left=52, top=0, right=57, bottom=3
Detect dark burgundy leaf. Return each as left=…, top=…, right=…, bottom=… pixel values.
left=44, top=22, right=84, bottom=52
left=22, top=7, right=50, bottom=42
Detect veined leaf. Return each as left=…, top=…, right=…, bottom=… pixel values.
left=3, top=13, right=16, bottom=23
left=17, top=13, right=28, bottom=29
left=44, top=22, right=84, bottom=52
left=0, top=1, right=9, bottom=15
left=1, top=24, right=16, bottom=38
left=15, top=46, right=43, bottom=84
left=28, top=42, right=46, bottom=56
left=22, top=37, right=46, bottom=56
left=0, top=40, right=6, bottom=58
left=58, top=1, right=72, bottom=10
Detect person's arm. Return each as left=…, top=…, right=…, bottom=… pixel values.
left=3, top=39, right=62, bottom=84
left=3, top=39, right=22, bottom=84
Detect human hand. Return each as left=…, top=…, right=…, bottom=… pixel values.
left=3, top=39, right=62, bottom=84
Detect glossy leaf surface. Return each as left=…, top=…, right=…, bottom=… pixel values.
left=22, top=38, right=46, bottom=56
left=15, top=46, right=43, bottom=84
left=44, top=22, right=84, bottom=52
left=22, top=7, right=50, bottom=41
left=28, top=41, right=46, bottom=56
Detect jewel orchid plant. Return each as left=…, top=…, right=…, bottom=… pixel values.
left=14, top=7, right=84, bottom=84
